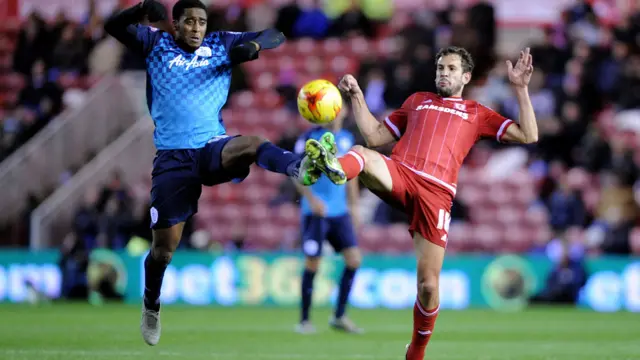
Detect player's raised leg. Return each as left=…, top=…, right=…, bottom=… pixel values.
left=218, top=135, right=331, bottom=186
left=405, top=234, right=445, bottom=360
left=337, top=144, right=394, bottom=192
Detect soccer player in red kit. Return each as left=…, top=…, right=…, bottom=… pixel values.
left=335, top=46, right=538, bottom=359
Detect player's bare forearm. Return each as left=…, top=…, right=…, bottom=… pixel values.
left=104, top=3, right=145, bottom=45
left=504, top=47, right=538, bottom=144
left=351, top=93, right=396, bottom=147
left=512, top=87, right=539, bottom=144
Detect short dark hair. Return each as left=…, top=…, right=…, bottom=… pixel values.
left=435, top=46, right=475, bottom=74
left=172, top=0, right=207, bottom=21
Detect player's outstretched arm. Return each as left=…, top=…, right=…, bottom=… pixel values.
left=338, top=75, right=396, bottom=148
left=225, top=29, right=286, bottom=66
left=502, top=47, right=539, bottom=144
left=104, top=0, right=166, bottom=56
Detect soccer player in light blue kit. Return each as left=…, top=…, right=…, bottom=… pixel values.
left=293, top=106, right=363, bottom=334
left=104, top=0, right=346, bottom=346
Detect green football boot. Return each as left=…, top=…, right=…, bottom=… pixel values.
left=305, top=132, right=347, bottom=185
left=296, top=154, right=322, bottom=186
left=320, top=131, right=338, bottom=156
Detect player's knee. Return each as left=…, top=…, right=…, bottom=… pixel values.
left=226, top=135, right=267, bottom=161
left=343, top=248, right=362, bottom=269
left=350, top=145, right=368, bottom=161
left=417, top=274, right=439, bottom=303
left=305, top=257, right=321, bottom=272
left=245, top=136, right=268, bottom=152
left=350, top=145, right=379, bottom=173
left=151, top=245, right=174, bottom=265
left=237, top=135, right=267, bottom=160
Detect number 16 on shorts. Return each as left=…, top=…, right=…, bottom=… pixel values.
left=437, top=209, right=451, bottom=242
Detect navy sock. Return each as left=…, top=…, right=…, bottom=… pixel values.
left=143, top=252, right=169, bottom=312
left=255, top=142, right=301, bottom=177
left=335, top=267, right=357, bottom=318
left=301, top=269, right=316, bottom=322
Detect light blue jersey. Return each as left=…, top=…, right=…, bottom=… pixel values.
left=130, top=26, right=261, bottom=150
left=295, top=127, right=355, bottom=218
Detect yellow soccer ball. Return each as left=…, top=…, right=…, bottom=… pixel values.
left=297, top=79, right=343, bottom=125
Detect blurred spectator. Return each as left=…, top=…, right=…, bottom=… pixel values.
left=327, top=0, right=375, bottom=38
left=591, top=172, right=639, bottom=254
left=96, top=195, right=135, bottom=249
left=73, top=187, right=101, bottom=248
left=292, top=0, right=330, bottom=39
left=530, top=239, right=587, bottom=304
left=96, top=171, right=131, bottom=213
left=12, top=12, right=49, bottom=76
left=613, top=54, right=640, bottom=110
left=50, top=24, right=90, bottom=74
left=59, top=231, right=89, bottom=299
left=18, top=60, right=64, bottom=121
left=546, top=171, right=587, bottom=231
left=275, top=0, right=302, bottom=38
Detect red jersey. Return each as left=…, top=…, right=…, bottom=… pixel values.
left=383, top=92, right=514, bottom=196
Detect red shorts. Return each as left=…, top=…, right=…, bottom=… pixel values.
left=372, top=157, right=454, bottom=248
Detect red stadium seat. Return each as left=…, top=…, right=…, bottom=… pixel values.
left=358, top=225, right=387, bottom=251
left=474, top=224, right=502, bottom=252
left=470, top=206, right=497, bottom=224
left=276, top=203, right=300, bottom=226
left=295, top=38, right=317, bottom=55
left=448, top=222, right=472, bottom=249
left=496, top=205, right=523, bottom=226
left=321, top=39, right=343, bottom=56
left=387, top=223, right=412, bottom=245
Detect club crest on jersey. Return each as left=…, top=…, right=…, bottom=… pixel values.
left=168, top=54, right=209, bottom=70
left=416, top=103, right=469, bottom=120
left=453, top=103, right=466, bottom=111
left=195, top=47, right=212, bottom=57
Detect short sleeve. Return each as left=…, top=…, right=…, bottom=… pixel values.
left=383, top=94, right=417, bottom=139
left=477, top=104, right=514, bottom=143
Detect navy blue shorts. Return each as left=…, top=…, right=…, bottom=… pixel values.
left=149, top=135, right=249, bottom=229
left=301, top=214, right=357, bottom=257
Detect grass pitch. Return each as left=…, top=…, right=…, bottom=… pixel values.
left=0, top=303, right=638, bottom=359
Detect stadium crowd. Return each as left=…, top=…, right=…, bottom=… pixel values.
left=0, top=0, right=639, bottom=277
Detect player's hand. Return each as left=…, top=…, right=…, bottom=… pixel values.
left=506, top=47, right=534, bottom=88
left=338, top=74, right=362, bottom=97
left=142, top=0, right=167, bottom=22
left=309, top=197, right=327, bottom=217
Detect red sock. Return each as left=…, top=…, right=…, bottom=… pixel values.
left=406, top=298, right=439, bottom=360
left=338, top=150, right=365, bottom=180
